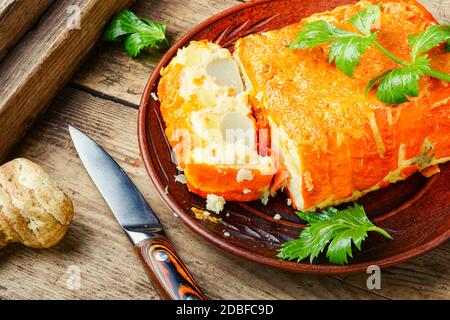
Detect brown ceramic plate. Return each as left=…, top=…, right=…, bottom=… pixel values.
left=138, top=0, right=450, bottom=274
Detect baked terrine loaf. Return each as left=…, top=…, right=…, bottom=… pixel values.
left=158, top=0, right=450, bottom=211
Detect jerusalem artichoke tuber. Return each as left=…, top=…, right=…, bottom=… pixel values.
left=0, top=158, right=73, bottom=249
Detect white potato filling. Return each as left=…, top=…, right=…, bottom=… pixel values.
left=206, top=194, right=226, bottom=214
left=174, top=174, right=187, bottom=184
left=174, top=42, right=274, bottom=174
left=236, top=168, right=254, bottom=182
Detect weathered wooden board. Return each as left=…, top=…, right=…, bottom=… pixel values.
left=0, top=0, right=56, bottom=60
left=2, top=88, right=386, bottom=300
left=0, top=0, right=134, bottom=162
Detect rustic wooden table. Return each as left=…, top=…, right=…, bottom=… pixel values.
left=0, top=0, right=449, bottom=300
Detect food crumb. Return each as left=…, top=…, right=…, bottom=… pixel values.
left=151, top=92, right=159, bottom=101
left=243, top=188, right=251, bottom=195
left=273, top=214, right=282, bottom=220
left=206, top=194, right=226, bottom=214
left=164, top=186, right=169, bottom=195
left=286, top=198, right=292, bottom=206
left=223, top=231, right=230, bottom=237
left=236, top=168, right=254, bottom=183
left=192, top=208, right=222, bottom=224
left=261, top=189, right=269, bottom=205
left=174, top=174, right=187, bottom=184
left=421, top=164, right=440, bottom=177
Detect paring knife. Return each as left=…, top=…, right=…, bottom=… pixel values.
left=69, top=126, right=207, bottom=300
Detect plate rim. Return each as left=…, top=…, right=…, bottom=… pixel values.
left=138, top=0, right=450, bottom=274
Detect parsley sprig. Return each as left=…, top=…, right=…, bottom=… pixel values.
left=104, top=10, right=169, bottom=58
left=278, top=204, right=392, bottom=265
left=290, top=5, right=450, bottom=105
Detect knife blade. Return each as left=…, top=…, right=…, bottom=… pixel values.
left=69, top=126, right=207, bottom=300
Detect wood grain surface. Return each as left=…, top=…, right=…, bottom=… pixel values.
left=0, top=0, right=133, bottom=162
left=0, top=0, right=56, bottom=60
left=0, top=0, right=449, bottom=300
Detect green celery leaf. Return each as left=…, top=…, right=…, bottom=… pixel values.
left=408, top=24, right=450, bottom=61
left=348, top=4, right=381, bottom=36
left=104, top=10, right=145, bottom=41
left=327, top=228, right=365, bottom=264
left=365, top=69, right=392, bottom=94
left=123, top=33, right=155, bottom=57
left=376, top=55, right=430, bottom=105
left=288, top=20, right=353, bottom=49
left=278, top=222, right=345, bottom=263
left=142, top=17, right=166, bottom=31
left=329, top=32, right=378, bottom=76
left=298, top=207, right=339, bottom=223
left=289, top=20, right=377, bottom=76
left=278, top=204, right=392, bottom=265
left=104, top=10, right=168, bottom=57
left=324, top=204, right=372, bottom=264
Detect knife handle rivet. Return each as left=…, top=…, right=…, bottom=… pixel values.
left=155, top=251, right=169, bottom=262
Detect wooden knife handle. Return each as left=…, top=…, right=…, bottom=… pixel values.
left=134, top=235, right=207, bottom=300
